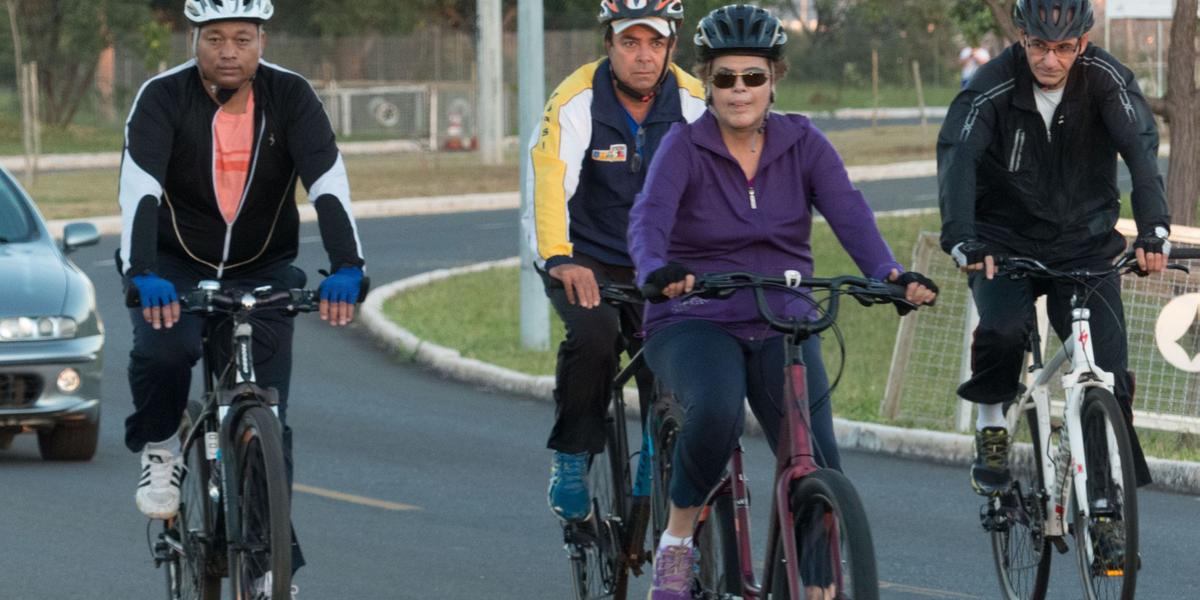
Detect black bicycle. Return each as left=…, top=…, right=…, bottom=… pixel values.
left=138, top=281, right=321, bottom=600
left=562, top=281, right=670, bottom=600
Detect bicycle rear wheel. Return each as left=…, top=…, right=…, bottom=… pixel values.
left=1074, top=388, right=1138, bottom=600
left=228, top=406, right=292, bottom=600
left=989, top=405, right=1052, bottom=600
left=770, top=469, right=878, bottom=600
left=695, top=493, right=742, bottom=597
left=168, top=401, right=221, bottom=600
left=567, top=405, right=630, bottom=599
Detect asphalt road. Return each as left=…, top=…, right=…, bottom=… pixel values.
left=2, top=207, right=1195, bottom=597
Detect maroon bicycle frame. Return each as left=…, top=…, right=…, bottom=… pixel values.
left=699, top=337, right=836, bottom=599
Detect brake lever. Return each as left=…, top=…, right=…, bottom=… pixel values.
left=1168, top=263, right=1191, bottom=275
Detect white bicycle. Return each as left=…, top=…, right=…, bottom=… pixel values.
left=981, top=248, right=1197, bottom=600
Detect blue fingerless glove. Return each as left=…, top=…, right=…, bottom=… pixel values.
left=319, top=266, right=364, bottom=304
left=130, top=273, right=178, bottom=308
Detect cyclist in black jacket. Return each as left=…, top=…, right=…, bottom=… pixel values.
left=119, top=1, right=364, bottom=590
left=938, top=0, right=1169, bottom=497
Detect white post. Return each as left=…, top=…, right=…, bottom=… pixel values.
left=956, top=299, right=980, bottom=432
left=476, top=0, right=504, bottom=166
left=518, top=0, right=550, bottom=350
left=429, top=85, right=439, bottom=151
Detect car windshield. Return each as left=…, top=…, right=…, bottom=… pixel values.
left=0, top=173, right=36, bottom=243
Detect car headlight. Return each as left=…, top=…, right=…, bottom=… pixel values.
left=0, top=316, right=77, bottom=341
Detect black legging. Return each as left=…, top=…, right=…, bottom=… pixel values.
left=644, top=319, right=838, bottom=508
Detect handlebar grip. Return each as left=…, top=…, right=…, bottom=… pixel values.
left=358, top=276, right=372, bottom=304
left=639, top=283, right=669, bottom=304
left=1168, top=247, right=1200, bottom=261
left=125, top=286, right=141, bottom=308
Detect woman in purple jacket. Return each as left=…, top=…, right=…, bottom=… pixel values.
left=629, top=6, right=938, bottom=598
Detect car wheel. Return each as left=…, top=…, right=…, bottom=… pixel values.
left=38, top=420, right=99, bottom=461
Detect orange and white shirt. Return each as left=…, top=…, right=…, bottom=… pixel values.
left=212, top=90, right=255, bottom=223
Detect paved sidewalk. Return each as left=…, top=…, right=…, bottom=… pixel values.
left=359, top=258, right=1200, bottom=496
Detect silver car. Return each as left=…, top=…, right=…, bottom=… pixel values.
left=0, top=169, right=103, bottom=460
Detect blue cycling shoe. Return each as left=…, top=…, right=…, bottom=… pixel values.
left=548, top=451, right=590, bottom=522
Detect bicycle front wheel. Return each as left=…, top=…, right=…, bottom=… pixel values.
left=1074, top=388, right=1138, bottom=600
left=770, top=469, right=878, bottom=600
left=695, top=493, right=742, bottom=597
left=990, top=405, right=1052, bottom=600
left=168, top=401, right=221, bottom=600
left=228, top=406, right=292, bottom=600
left=568, top=407, right=630, bottom=599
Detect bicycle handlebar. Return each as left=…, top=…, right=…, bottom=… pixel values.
left=126, top=283, right=322, bottom=315
left=995, top=247, right=1200, bottom=280
left=644, top=271, right=915, bottom=337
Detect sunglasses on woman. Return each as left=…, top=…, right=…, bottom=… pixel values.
left=710, top=70, right=769, bottom=89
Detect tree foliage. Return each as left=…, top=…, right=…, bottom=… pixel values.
left=792, top=0, right=965, bottom=88
left=6, top=0, right=150, bottom=126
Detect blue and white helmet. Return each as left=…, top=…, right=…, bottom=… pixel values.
left=184, top=0, right=274, bottom=25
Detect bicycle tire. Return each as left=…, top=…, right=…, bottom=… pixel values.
left=228, top=405, right=292, bottom=600
left=568, top=404, right=630, bottom=599
left=1074, top=388, right=1138, bottom=600
left=990, top=405, right=1052, bottom=600
left=769, top=469, right=878, bottom=600
left=695, top=493, right=742, bottom=597
left=169, top=401, right=221, bottom=600
left=650, top=384, right=684, bottom=547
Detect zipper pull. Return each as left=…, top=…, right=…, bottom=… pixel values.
left=749, top=186, right=757, bottom=210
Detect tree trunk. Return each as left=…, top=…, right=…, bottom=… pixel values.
left=1162, top=0, right=1200, bottom=226
left=981, top=0, right=1020, bottom=44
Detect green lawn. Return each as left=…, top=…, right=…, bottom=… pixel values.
left=775, top=82, right=960, bottom=113
left=384, top=213, right=943, bottom=416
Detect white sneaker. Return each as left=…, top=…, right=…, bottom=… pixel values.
left=253, top=572, right=298, bottom=599
left=135, top=446, right=183, bottom=519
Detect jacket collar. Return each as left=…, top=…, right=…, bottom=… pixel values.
left=688, top=109, right=804, bottom=170
left=1011, top=42, right=1087, bottom=113
left=592, top=59, right=684, bottom=133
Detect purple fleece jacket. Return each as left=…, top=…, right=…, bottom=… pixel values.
left=628, top=110, right=903, bottom=340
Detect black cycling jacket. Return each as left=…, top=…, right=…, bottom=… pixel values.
left=118, top=59, right=365, bottom=280
left=938, top=43, right=1169, bottom=263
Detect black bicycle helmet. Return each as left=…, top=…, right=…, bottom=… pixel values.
left=694, top=4, right=787, bottom=62
left=1013, top=0, right=1093, bottom=41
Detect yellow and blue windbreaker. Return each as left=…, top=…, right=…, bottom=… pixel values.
left=522, top=58, right=705, bottom=269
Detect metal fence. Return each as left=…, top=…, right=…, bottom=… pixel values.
left=885, top=227, right=1200, bottom=434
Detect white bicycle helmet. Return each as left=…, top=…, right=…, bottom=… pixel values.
left=184, top=0, right=274, bottom=25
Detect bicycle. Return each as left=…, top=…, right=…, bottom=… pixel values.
left=135, top=281, right=322, bottom=600
left=561, top=280, right=665, bottom=600
left=643, top=270, right=915, bottom=600
left=980, top=248, right=1199, bottom=600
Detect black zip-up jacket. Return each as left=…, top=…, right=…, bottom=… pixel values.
left=938, top=43, right=1169, bottom=263
left=118, top=59, right=364, bottom=280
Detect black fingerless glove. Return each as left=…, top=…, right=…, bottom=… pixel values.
left=950, top=240, right=992, bottom=269
left=642, top=262, right=693, bottom=303
left=1133, top=226, right=1170, bottom=256
left=892, top=271, right=938, bottom=315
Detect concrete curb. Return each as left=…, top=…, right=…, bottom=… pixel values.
left=361, top=259, right=1200, bottom=496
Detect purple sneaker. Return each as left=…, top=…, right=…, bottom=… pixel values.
left=649, top=544, right=695, bottom=599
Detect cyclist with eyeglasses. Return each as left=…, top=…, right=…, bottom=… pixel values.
left=119, top=1, right=365, bottom=593
left=938, top=0, right=1169, bottom=498
left=524, top=0, right=705, bottom=523
left=627, top=5, right=937, bottom=597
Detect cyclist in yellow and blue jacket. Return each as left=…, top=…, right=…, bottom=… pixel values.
left=522, top=0, right=705, bottom=523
